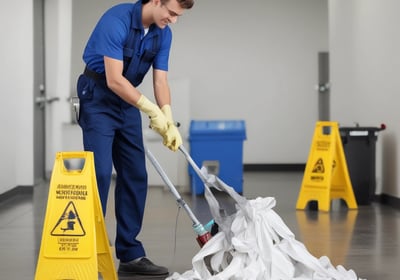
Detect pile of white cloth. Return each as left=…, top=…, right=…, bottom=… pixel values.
left=167, top=170, right=364, bottom=280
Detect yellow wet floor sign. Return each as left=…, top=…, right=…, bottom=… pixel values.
left=296, top=122, right=358, bottom=211
left=35, top=152, right=117, bottom=280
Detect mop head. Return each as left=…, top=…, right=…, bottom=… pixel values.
left=167, top=171, right=364, bottom=280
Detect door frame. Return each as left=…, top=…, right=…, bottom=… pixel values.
left=318, top=52, right=330, bottom=121
left=33, top=0, right=46, bottom=185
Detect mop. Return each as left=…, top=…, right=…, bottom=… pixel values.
left=165, top=145, right=365, bottom=280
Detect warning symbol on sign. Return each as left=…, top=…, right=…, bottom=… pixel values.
left=51, top=201, right=86, bottom=236
left=312, top=158, right=325, bottom=173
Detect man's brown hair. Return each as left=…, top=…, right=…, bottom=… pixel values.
left=175, top=0, right=194, bottom=9
left=160, top=0, right=194, bottom=9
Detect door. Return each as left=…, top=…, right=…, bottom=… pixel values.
left=317, top=52, right=330, bottom=121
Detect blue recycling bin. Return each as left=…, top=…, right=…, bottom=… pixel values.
left=189, top=120, right=246, bottom=195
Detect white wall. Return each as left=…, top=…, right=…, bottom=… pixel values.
left=0, top=0, right=34, bottom=193
left=169, top=0, right=328, bottom=164
left=329, top=0, right=400, bottom=198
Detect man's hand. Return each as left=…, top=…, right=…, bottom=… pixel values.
left=161, top=104, right=182, bottom=151
left=137, top=97, right=182, bottom=150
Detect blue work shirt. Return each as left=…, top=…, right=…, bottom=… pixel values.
left=83, top=1, right=172, bottom=74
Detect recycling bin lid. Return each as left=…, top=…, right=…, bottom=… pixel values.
left=189, top=120, right=246, bottom=139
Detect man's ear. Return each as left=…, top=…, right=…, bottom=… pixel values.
left=153, top=0, right=161, bottom=6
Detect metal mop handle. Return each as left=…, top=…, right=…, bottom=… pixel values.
left=179, top=145, right=210, bottom=186
left=145, top=148, right=203, bottom=230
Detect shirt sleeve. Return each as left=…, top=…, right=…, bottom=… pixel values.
left=92, top=14, right=128, bottom=61
left=153, top=27, right=172, bottom=71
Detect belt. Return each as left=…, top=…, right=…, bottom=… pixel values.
left=83, top=66, right=106, bottom=82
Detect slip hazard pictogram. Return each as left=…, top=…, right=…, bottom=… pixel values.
left=51, top=201, right=86, bottom=236
left=312, top=158, right=325, bottom=173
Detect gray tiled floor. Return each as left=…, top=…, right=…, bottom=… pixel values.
left=1, top=171, right=400, bottom=279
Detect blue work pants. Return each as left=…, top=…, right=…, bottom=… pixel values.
left=78, top=76, right=147, bottom=262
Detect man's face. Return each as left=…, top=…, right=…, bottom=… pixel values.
left=154, top=0, right=184, bottom=28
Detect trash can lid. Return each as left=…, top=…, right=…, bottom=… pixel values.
left=339, top=126, right=384, bottom=136
left=339, top=126, right=382, bottom=132
left=189, top=120, right=246, bottom=139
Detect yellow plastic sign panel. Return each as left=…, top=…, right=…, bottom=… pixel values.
left=35, top=151, right=117, bottom=280
left=296, top=122, right=358, bottom=211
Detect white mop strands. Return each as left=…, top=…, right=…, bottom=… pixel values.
left=167, top=169, right=364, bottom=280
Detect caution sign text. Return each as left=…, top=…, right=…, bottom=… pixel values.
left=56, top=184, right=88, bottom=200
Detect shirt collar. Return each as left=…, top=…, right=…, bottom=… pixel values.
left=131, top=0, right=144, bottom=30
left=131, top=0, right=159, bottom=37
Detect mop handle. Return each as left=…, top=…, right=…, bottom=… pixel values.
left=145, top=148, right=202, bottom=227
left=145, top=148, right=182, bottom=199
left=179, top=145, right=210, bottom=186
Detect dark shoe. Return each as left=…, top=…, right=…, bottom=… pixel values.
left=118, top=257, right=169, bottom=277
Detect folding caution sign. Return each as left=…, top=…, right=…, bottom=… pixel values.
left=296, top=122, right=358, bottom=211
left=35, top=151, right=117, bottom=280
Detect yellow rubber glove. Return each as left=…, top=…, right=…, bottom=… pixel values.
left=136, top=95, right=168, bottom=136
left=161, top=104, right=174, bottom=123
left=161, top=104, right=183, bottom=151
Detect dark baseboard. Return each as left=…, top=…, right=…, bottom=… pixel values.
left=0, top=186, right=33, bottom=204
left=244, top=163, right=306, bottom=172
left=376, top=194, right=400, bottom=210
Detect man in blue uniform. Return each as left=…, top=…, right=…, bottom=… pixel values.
left=76, top=0, right=194, bottom=278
